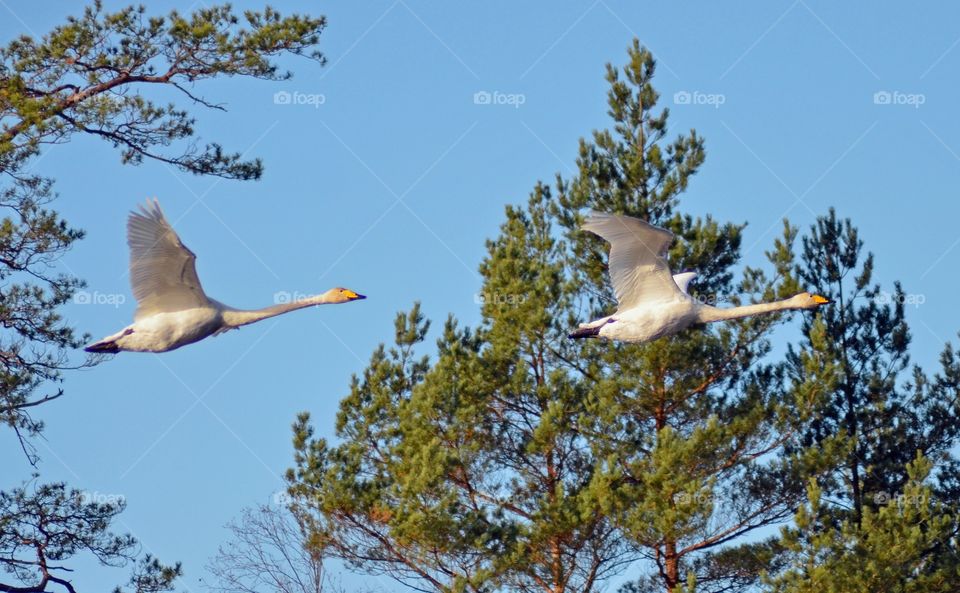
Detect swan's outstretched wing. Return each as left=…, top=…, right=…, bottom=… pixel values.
left=583, top=212, right=682, bottom=310
left=128, top=199, right=209, bottom=319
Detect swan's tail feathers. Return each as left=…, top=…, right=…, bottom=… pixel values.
left=84, top=328, right=132, bottom=353
left=84, top=340, right=120, bottom=353
left=568, top=325, right=602, bottom=339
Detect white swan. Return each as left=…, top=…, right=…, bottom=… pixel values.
left=85, top=199, right=365, bottom=353
left=569, top=212, right=829, bottom=343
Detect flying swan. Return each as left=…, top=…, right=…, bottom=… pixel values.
left=85, top=199, right=366, bottom=353
left=569, top=212, right=829, bottom=343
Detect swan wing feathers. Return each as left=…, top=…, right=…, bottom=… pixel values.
left=128, top=199, right=209, bottom=319
left=672, top=271, right=697, bottom=295
left=582, top=212, right=682, bottom=310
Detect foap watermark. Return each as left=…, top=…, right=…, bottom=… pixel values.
left=673, top=491, right=714, bottom=505
left=873, top=90, right=925, bottom=109
left=73, top=290, right=126, bottom=308
left=874, top=290, right=925, bottom=308
left=273, top=90, right=326, bottom=108
left=77, top=490, right=126, bottom=506
left=473, top=90, right=526, bottom=108
left=474, top=292, right=528, bottom=306
left=873, top=490, right=928, bottom=507
left=687, top=293, right=735, bottom=307
left=273, top=290, right=315, bottom=305
left=673, top=90, right=726, bottom=109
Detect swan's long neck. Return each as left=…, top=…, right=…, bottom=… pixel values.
left=696, top=297, right=803, bottom=323
left=220, top=294, right=333, bottom=328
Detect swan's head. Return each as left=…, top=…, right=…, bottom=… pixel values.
left=795, top=292, right=831, bottom=309
left=325, top=287, right=367, bottom=304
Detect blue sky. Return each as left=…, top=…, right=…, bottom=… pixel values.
left=2, top=1, right=959, bottom=591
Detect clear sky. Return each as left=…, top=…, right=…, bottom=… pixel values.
left=2, top=2, right=959, bottom=592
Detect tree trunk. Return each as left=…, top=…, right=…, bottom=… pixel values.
left=664, top=540, right=680, bottom=592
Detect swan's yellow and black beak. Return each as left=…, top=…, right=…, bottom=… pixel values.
left=812, top=294, right=831, bottom=305
left=343, top=289, right=366, bottom=301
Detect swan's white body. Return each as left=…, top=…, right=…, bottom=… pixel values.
left=92, top=308, right=220, bottom=353
left=570, top=212, right=829, bottom=343
left=85, top=199, right=365, bottom=354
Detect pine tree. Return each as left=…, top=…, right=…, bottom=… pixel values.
left=1, top=0, right=325, bottom=459
left=1, top=4, right=326, bottom=591
left=288, top=41, right=836, bottom=593
left=766, top=454, right=960, bottom=593
left=0, top=483, right=182, bottom=593
left=787, top=210, right=960, bottom=523
left=554, top=40, right=838, bottom=593
left=759, top=211, right=960, bottom=592
left=289, top=195, right=634, bottom=592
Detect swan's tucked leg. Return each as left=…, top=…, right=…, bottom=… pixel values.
left=568, top=325, right=603, bottom=339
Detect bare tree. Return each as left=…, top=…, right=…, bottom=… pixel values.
left=206, top=503, right=330, bottom=593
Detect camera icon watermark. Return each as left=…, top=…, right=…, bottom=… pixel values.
left=873, top=90, right=925, bottom=109
left=274, top=90, right=325, bottom=108
left=473, top=90, right=526, bottom=108
left=673, top=90, right=725, bottom=109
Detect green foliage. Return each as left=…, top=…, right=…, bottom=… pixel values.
left=0, top=3, right=326, bottom=592
left=113, top=556, right=183, bottom=593
left=754, top=208, right=960, bottom=592
left=767, top=454, right=960, bottom=593
left=0, top=482, right=181, bottom=593
left=0, top=0, right=325, bottom=455
left=291, top=200, right=633, bottom=592
left=787, top=209, right=960, bottom=524
left=554, top=42, right=837, bottom=593
left=289, top=41, right=841, bottom=593
left=0, top=175, right=86, bottom=455
left=0, top=1, right=325, bottom=178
